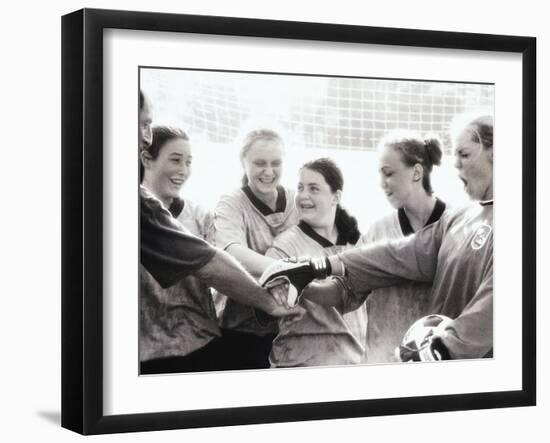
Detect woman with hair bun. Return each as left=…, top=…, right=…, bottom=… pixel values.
left=359, top=131, right=447, bottom=363
left=265, top=158, right=367, bottom=367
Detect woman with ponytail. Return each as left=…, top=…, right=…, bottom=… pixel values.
left=264, top=158, right=367, bottom=367
left=359, top=131, right=447, bottom=363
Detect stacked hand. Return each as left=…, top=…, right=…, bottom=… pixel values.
left=259, top=256, right=332, bottom=308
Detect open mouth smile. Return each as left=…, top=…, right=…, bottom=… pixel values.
left=170, top=178, right=185, bottom=186
left=259, top=178, right=275, bottom=184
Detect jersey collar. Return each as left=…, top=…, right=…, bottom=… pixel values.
left=298, top=220, right=346, bottom=247
left=242, top=185, right=286, bottom=215
left=398, top=197, right=446, bottom=236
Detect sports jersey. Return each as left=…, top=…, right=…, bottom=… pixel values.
left=139, top=185, right=220, bottom=362
left=140, top=185, right=216, bottom=288
left=170, top=197, right=214, bottom=241
left=213, top=185, right=299, bottom=335
left=266, top=222, right=367, bottom=367
left=359, top=198, right=446, bottom=363
left=338, top=202, right=493, bottom=359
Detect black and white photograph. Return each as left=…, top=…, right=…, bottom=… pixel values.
left=55, top=6, right=538, bottom=437
left=138, top=67, right=495, bottom=374
left=2, top=0, right=547, bottom=441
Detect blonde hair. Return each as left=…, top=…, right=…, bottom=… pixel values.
left=451, top=111, right=493, bottom=150
left=239, top=129, right=284, bottom=186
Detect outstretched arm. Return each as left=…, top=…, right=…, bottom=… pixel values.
left=225, top=244, right=275, bottom=278
left=259, top=221, right=445, bottom=311
left=141, top=189, right=303, bottom=319
left=196, top=249, right=304, bottom=319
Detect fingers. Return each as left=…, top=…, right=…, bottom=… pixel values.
left=270, top=304, right=306, bottom=322
left=268, top=282, right=290, bottom=308
left=286, top=304, right=306, bottom=322
left=263, top=275, right=289, bottom=289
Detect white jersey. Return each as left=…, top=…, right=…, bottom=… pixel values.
left=213, top=185, right=299, bottom=335
left=359, top=198, right=446, bottom=363
left=266, top=222, right=367, bottom=367
left=175, top=198, right=214, bottom=241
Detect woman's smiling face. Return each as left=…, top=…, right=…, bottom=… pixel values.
left=242, top=138, right=283, bottom=196
left=146, top=137, right=192, bottom=204
left=296, top=167, right=339, bottom=229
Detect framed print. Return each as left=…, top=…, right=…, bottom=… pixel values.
left=61, top=8, right=536, bottom=435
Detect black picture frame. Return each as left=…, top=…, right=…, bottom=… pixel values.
left=61, top=8, right=536, bottom=435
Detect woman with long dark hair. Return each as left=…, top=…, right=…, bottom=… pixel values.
left=265, top=158, right=367, bottom=367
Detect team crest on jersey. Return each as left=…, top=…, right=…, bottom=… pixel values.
left=471, top=224, right=492, bottom=250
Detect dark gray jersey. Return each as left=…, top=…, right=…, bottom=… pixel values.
left=339, top=203, right=493, bottom=359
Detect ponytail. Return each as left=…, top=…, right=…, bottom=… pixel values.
left=335, top=205, right=361, bottom=245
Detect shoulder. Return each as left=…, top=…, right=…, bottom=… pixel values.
left=140, top=185, right=163, bottom=209
left=270, top=225, right=304, bottom=256
left=217, top=188, right=246, bottom=203
left=182, top=199, right=211, bottom=219
left=372, top=212, right=398, bottom=230
left=215, top=188, right=247, bottom=211
left=360, top=212, right=399, bottom=244
left=140, top=185, right=179, bottom=227
left=272, top=225, right=303, bottom=246
left=444, top=203, right=477, bottom=223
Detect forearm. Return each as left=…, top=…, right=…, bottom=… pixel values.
left=441, top=277, right=493, bottom=359
left=225, top=243, right=275, bottom=277
left=195, top=249, right=276, bottom=313
left=333, top=235, right=438, bottom=294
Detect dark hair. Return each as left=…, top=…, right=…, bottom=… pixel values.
left=381, top=132, right=443, bottom=195
left=300, top=157, right=361, bottom=245
left=239, top=129, right=284, bottom=186
left=140, top=126, right=189, bottom=182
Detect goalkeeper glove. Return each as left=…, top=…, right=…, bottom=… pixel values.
left=259, top=256, right=332, bottom=307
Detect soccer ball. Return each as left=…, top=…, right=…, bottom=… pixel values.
left=397, top=314, right=453, bottom=362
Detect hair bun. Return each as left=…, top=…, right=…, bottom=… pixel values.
left=424, top=138, right=443, bottom=167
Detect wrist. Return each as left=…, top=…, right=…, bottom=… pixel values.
left=255, top=288, right=276, bottom=314
left=310, top=257, right=331, bottom=279
left=327, top=256, right=345, bottom=277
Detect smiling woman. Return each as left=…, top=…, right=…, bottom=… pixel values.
left=141, top=127, right=192, bottom=207
left=138, top=124, right=221, bottom=374
left=212, top=129, right=299, bottom=369
left=265, top=158, right=366, bottom=367
left=140, top=126, right=213, bottom=238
